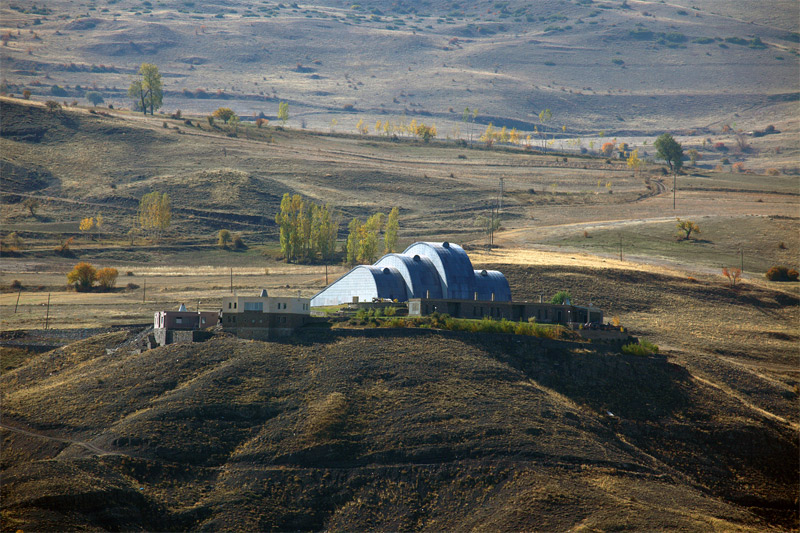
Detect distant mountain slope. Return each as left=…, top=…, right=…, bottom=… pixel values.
left=1, top=0, right=797, bottom=133
left=1, top=330, right=796, bottom=530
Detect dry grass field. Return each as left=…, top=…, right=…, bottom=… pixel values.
left=1, top=0, right=798, bottom=137
left=2, top=329, right=797, bottom=530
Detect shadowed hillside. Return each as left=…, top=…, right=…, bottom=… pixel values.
left=1, top=330, right=797, bottom=530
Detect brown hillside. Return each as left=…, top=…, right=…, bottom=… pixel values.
left=1, top=330, right=797, bottom=531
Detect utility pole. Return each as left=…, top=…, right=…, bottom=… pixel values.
left=230, top=267, right=233, bottom=293
left=490, top=206, right=495, bottom=248
left=619, top=233, right=623, bottom=261
left=673, top=172, right=676, bottom=210
left=44, top=293, right=50, bottom=330
left=142, top=280, right=146, bottom=303
left=325, top=264, right=328, bottom=285
left=740, top=248, right=744, bottom=272
left=499, top=177, right=504, bottom=212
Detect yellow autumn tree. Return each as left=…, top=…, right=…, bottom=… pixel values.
left=627, top=149, right=642, bottom=177
left=137, top=191, right=171, bottom=242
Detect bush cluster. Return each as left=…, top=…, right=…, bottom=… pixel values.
left=66, top=262, right=118, bottom=292
left=621, top=339, right=659, bottom=356
left=765, top=266, right=799, bottom=282
left=350, top=311, right=574, bottom=340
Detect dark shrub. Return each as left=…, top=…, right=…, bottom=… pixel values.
left=765, top=266, right=799, bottom=282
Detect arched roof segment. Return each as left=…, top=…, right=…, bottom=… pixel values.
left=310, top=265, right=407, bottom=307
left=374, top=253, right=444, bottom=299
left=473, top=269, right=512, bottom=302
left=402, top=242, right=476, bottom=300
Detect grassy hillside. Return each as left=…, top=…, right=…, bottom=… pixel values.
left=2, top=330, right=797, bottom=530
left=1, top=99, right=796, bottom=265
left=1, top=0, right=797, bottom=135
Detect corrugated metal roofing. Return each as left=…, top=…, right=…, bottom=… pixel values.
left=473, top=269, right=512, bottom=302
left=402, top=242, right=476, bottom=300
left=374, top=253, right=444, bottom=299
left=310, top=242, right=512, bottom=307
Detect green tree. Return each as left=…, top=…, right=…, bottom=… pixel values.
left=687, top=149, right=700, bottom=166
left=654, top=133, right=684, bottom=172
left=345, top=217, right=361, bottom=264
left=550, top=290, right=572, bottom=305
left=384, top=207, right=399, bottom=253
left=212, top=107, right=236, bottom=124
left=277, top=194, right=341, bottom=262
left=137, top=191, right=171, bottom=241
left=86, top=91, right=104, bottom=106
left=218, top=229, right=232, bottom=248
left=278, top=101, right=289, bottom=126
left=675, top=218, right=700, bottom=240
left=359, top=212, right=384, bottom=263
left=276, top=193, right=301, bottom=261
left=128, top=63, right=163, bottom=116
left=312, top=203, right=340, bottom=261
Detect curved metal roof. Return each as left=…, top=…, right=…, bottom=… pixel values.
left=473, top=269, right=512, bottom=302
left=402, top=242, right=476, bottom=300
left=310, top=265, right=407, bottom=307
left=374, top=253, right=444, bottom=299
left=310, top=242, right=512, bottom=307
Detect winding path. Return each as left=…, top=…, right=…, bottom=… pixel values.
left=0, top=422, right=123, bottom=457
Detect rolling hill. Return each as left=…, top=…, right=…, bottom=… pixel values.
left=2, top=329, right=797, bottom=530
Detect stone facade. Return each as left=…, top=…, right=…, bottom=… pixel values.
left=221, top=292, right=311, bottom=339
left=408, top=298, right=604, bottom=325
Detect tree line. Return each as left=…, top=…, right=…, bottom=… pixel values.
left=275, top=194, right=340, bottom=263
left=276, top=193, right=399, bottom=265
left=345, top=207, right=399, bottom=264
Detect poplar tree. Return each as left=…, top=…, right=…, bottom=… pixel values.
left=278, top=101, right=289, bottom=126
left=358, top=212, right=385, bottom=263
left=277, top=194, right=340, bottom=262
left=346, top=218, right=361, bottom=264
left=384, top=207, right=399, bottom=253
left=137, top=191, right=171, bottom=241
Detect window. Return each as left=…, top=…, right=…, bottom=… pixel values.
left=233, top=302, right=237, bottom=309
left=176, top=317, right=183, bottom=324
left=228, top=303, right=232, bottom=309
left=281, top=316, right=287, bottom=323
left=244, top=301, right=263, bottom=312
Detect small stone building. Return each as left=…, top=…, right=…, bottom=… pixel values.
left=221, top=289, right=311, bottom=339
left=152, top=304, right=219, bottom=347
